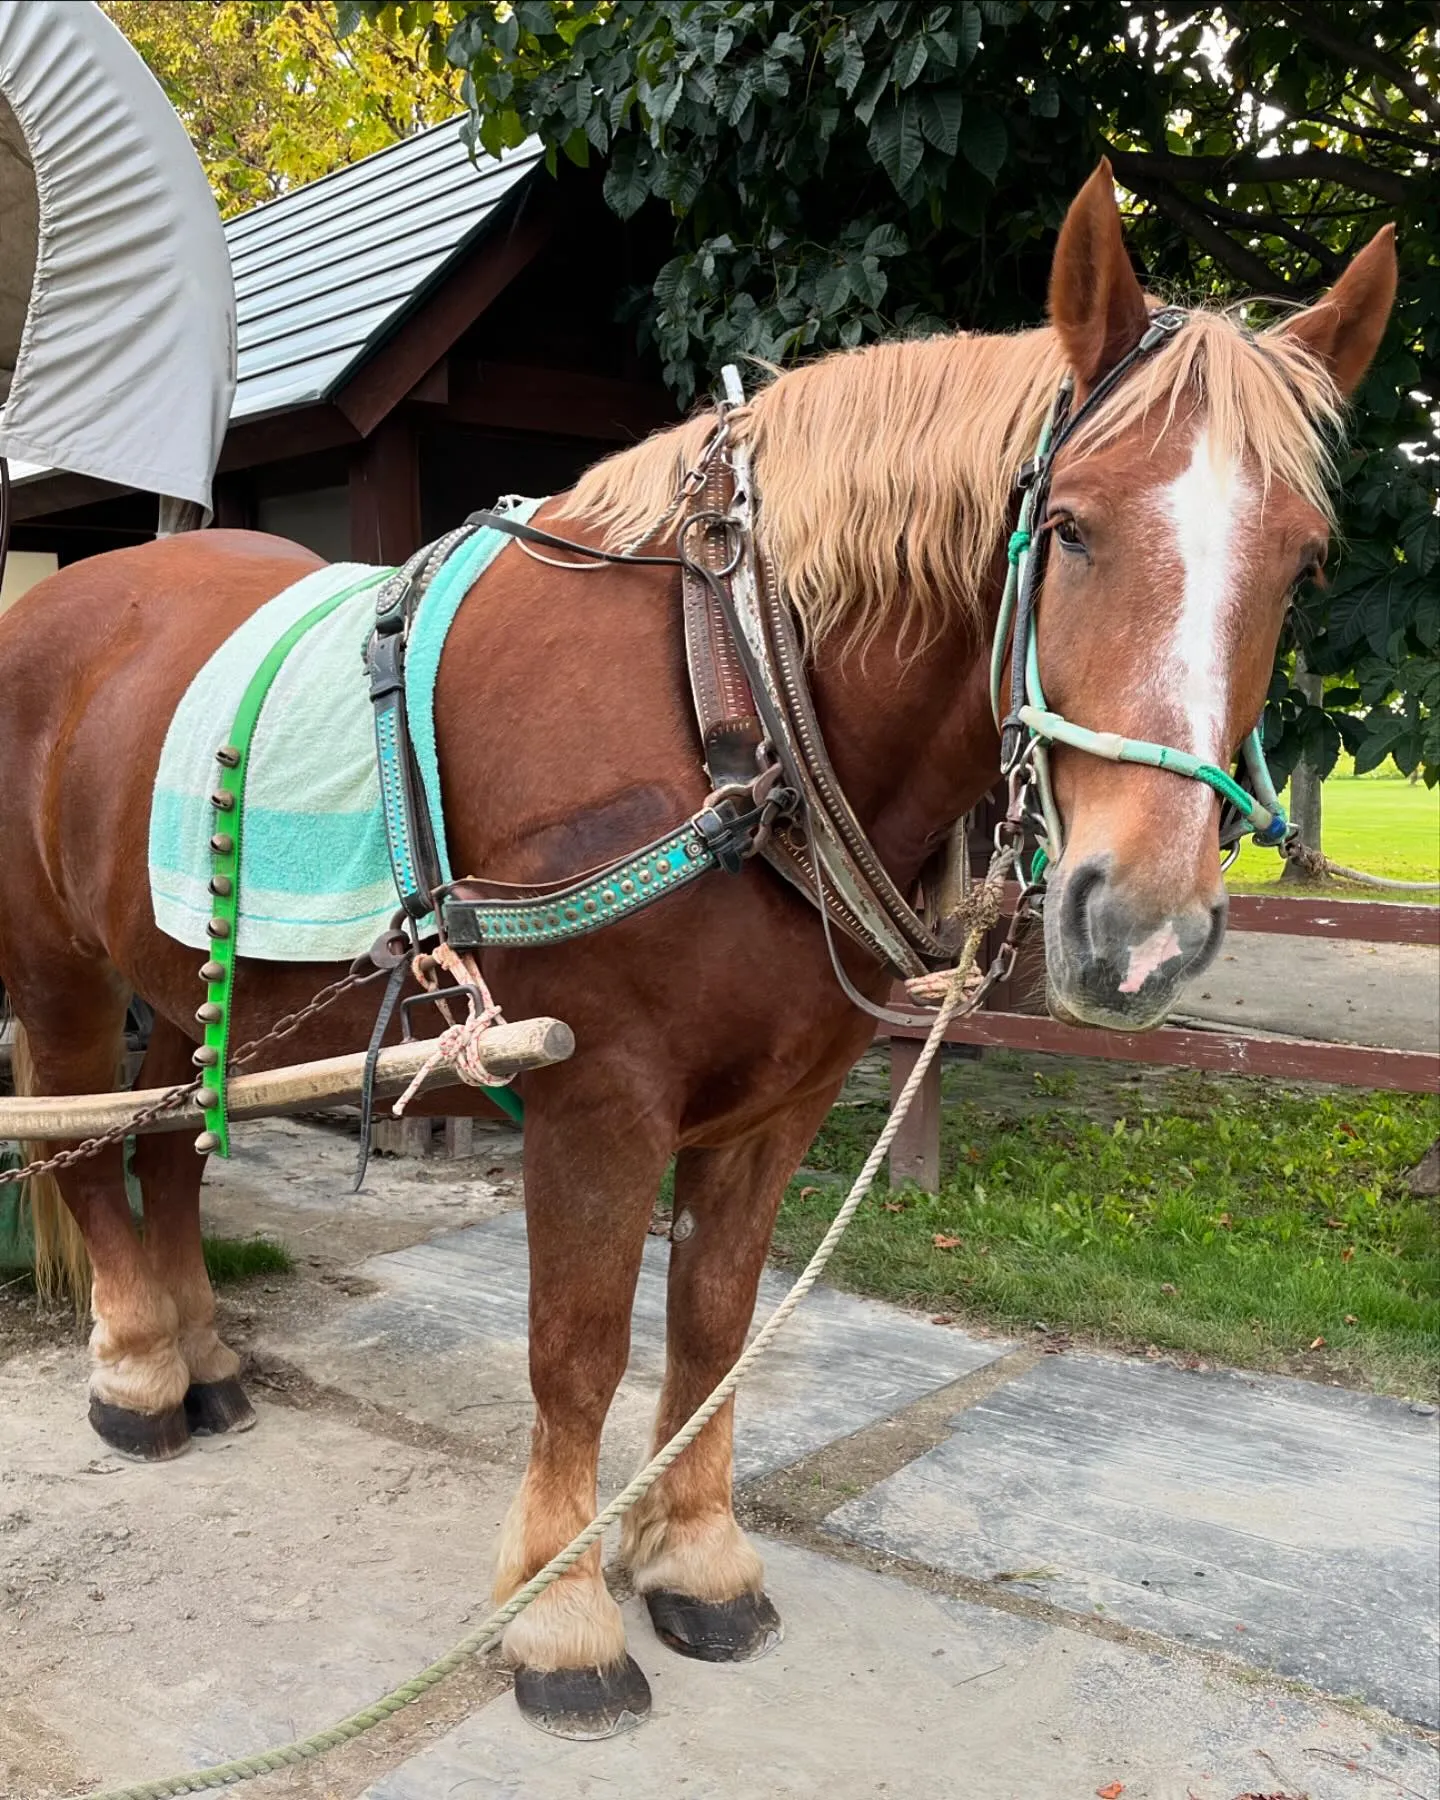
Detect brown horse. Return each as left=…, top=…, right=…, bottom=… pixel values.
left=0, top=165, right=1395, bottom=1735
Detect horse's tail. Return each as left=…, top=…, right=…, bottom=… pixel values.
left=8, top=1015, right=92, bottom=1314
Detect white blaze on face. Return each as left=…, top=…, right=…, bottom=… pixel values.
left=1160, top=427, right=1254, bottom=761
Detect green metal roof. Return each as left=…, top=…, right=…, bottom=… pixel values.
left=227, top=122, right=543, bottom=424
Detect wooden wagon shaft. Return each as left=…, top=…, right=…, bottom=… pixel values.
left=0, top=1017, right=573, bottom=1141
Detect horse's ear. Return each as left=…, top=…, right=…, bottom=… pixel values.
left=1274, top=225, right=1398, bottom=398
left=1049, top=159, right=1149, bottom=391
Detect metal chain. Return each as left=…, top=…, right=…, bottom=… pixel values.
left=0, top=1080, right=200, bottom=1190
left=226, top=967, right=383, bottom=1072
left=0, top=967, right=384, bottom=1189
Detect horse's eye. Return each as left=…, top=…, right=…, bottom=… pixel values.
left=1053, top=514, right=1085, bottom=552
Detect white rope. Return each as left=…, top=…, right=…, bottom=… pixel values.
left=80, top=932, right=979, bottom=1800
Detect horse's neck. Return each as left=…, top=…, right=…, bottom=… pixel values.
left=807, top=598, right=1002, bottom=888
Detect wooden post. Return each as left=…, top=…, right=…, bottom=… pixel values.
left=371, top=1116, right=433, bottom=1158
left=888, top=1037, right=942, bottom=1192
left=349, top=414, right=421, bottom=565
left=443, top=1115, right=475, bottom=1160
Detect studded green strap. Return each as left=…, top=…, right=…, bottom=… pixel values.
left=199, top=573, right=388, bottom=1156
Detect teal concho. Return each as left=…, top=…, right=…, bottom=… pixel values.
left=442, top=825, right=716, bottom=951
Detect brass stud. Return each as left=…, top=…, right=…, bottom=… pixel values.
left=621, top=880, right=634, bottom=895
left=206, top=917, right=231, bottom=939
left=210, top=790, right=235, bottom=812
left=214, top=745, right=241, bottom=769
left=199, top=959, right=224, bottom=983
left=196, top=1001, right=223, bottom=1025
left=209, top=834, right=234, bottom=857
left=584, top=899, right=596, bottom=913
left=194, top=1131, right=221, bottom=1155
left=639, top=869, right=652, bottom=883
left=209, top=874, right=233, bottom=898
left=195, top=1086, right=221, bottom=1112
left=192, top=1046, right=218, bottom=1068
left=602, top=889, right=616, bottom=905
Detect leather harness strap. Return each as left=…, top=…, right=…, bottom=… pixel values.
left=361, top=404, right=963, bottom=1033
left=680, top=453, right=766, bottom=790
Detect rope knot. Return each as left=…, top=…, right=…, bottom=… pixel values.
left=392, top=943, right=510, bottom=1116
left=1006, top=528, right=1031, bottom=565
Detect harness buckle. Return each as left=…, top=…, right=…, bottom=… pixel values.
left=695, top=771, right=796, bottom=876
left=1015, top=458, right=1041, bottom=492
left=1139, top=307, right=1188, bottom=350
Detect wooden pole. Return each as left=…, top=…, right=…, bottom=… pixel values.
left=0, top=1017, right=573, bottom=1141
left=887, top=1037, right=942, bottom=1191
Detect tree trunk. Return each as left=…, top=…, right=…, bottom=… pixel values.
left=1281, top=653, right=1324, bottom=882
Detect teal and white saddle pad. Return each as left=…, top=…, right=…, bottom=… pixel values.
left=148, top=500, right=544, bottom=962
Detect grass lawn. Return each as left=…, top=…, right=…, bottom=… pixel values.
left=772, top=1052, right=1439, bottom=1401
left=1227, top=764, right=1439, bottom=899
left=202, top=1233, right=293, bottom=1283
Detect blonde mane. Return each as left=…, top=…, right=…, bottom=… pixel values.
left=560, top=310, right=1343, bottom=649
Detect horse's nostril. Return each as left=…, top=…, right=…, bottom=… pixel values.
left=1060, top=859, right=1107, bottom=955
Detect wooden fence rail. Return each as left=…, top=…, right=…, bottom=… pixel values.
left=884, top=892, right=1439, bottom=1191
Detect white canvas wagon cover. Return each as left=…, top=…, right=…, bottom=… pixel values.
left=0, top=0, right=234, bottom=511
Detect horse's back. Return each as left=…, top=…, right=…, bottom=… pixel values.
left=0, top=532, right=325, bottom=940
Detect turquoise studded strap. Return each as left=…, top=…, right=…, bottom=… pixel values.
left=442, top=824, right=718, bottom=951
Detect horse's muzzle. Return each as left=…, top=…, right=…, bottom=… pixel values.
left=1042, top=855, right=1228, bottom=1030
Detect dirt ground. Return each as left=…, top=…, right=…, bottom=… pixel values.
left=2, top=1107, right=1436, bottom=1800
left=0, top=1116, right=536, bottom=1799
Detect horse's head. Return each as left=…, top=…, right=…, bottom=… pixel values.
left=1033, top=164, right=1396, bottom=1030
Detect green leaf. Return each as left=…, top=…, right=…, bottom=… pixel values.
left=853, top=254, right=889, bottom=307
left=814, top=261, right=852, bottom=317
left=918, top=85, right=963, bottom=154
left=864, top=222, right=909, bottom=256
left=1353, top=713, right=1409, bottom=775
left=653, top=254, right=688, bottom=308
left=1403, top=513, right=1439, bottom=577
left=602, top=144, right=652, bottom=219
left=853, top=67, right=889, bottom=126
left=957, top=0, right=982, bottom=62
left=960, top=106, right=1006, bottom=180
left=869, top=97, right=926, bottom=194
left=891, top=38, right=928, bottom=88
left=834, top=35, right=866, bottom=96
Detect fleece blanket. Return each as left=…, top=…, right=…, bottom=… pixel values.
left=148, top=500, right=543, bottom=961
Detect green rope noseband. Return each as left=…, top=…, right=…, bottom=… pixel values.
left=991, top=347, right=1291, bottom=866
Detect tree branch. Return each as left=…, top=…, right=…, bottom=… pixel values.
left=1197, top=195, right=1343, bottom=278
left=1271, top=5, right=1439, bottom=127
left=1122, top=173, right=1286, bottom=292
left=1107, top=145, right=1415, bottom=209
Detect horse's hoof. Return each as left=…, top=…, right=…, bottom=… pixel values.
left=88, top=1395, right=190, bottom=1461
left=646, top=1588, right=783, bottom=1663
left=513, top=1655, right=651, bottom=1740
left=184, top=1378, right=256, bottom=1437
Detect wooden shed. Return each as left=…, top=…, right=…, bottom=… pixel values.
left=5, top=120, right=678, bottom=590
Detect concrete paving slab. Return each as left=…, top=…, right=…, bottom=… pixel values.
left=364, top=1537, right=1438, bottom=1800
left=827, top=1353, right=1440, bottom=1726
left=1178, top=933, right=1439, bottom=1051
left=283, top=1211, right=1012, bottom=1483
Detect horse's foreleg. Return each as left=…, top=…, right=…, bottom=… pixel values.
left=133, top=1015, right=255, bottom=1438
left=623, top=1088, right=839, bottom=1661
left=494, top=1097, right=670, bottom=1738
